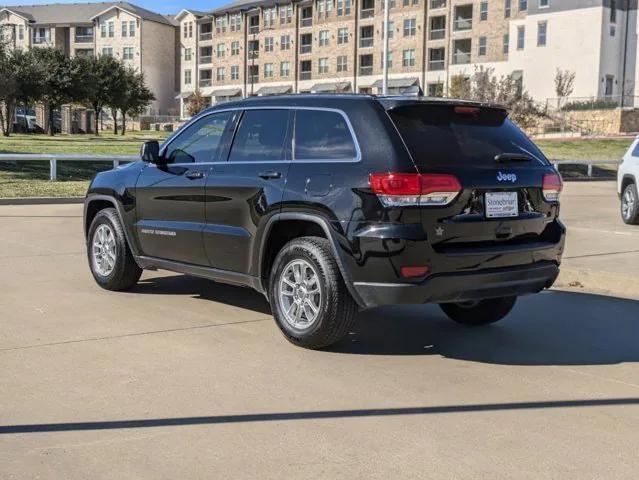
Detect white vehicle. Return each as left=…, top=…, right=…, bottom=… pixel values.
left=619, top=137, right=639, bottom=224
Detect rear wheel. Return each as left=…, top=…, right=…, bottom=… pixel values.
left=621, top=183, right=639, bottom=225
left=268, top=236, right=357, bottom=349
left=87, top=208, right=142, bottom=291
left=439, top=296, right=517, bottom=326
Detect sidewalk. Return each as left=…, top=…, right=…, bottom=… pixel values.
left=555, top=181, right=639, bottom=300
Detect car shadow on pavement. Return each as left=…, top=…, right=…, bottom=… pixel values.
left=132, top=274, right=272, bottom=315
left=331, top=290, right=639, bottom=365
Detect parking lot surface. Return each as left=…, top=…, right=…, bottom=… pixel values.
left=1, top=181, right=638, bottom=479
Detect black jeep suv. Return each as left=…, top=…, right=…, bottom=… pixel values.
left=84, top=95, right=565, bottom=349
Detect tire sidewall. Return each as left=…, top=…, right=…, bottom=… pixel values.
left=87, top=210, right=127, bottom=287
left=622, top=184, right=638, bottom=223
left=269, top=242, right=331, bottom=340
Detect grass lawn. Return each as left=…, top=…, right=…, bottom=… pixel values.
left=0, top=132, right=170, bottom=198
left=535, top=138, right=634, bottom=161
left=0, top=133, right=633, bottom=198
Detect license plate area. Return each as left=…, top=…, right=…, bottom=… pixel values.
left=485, top=191, right=518, bottom=218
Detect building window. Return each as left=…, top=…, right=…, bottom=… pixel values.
left=248, top=65, right=259, bottom=83
left=428, top=47, right=445, bottom=70
left=504, top=0, right=511, bottom=17
left=280, top=61, right=290, bottom=77
left=537, top=21, right=547, bottom=46
left=517, top=25, right=525, bottom=49
left=453, top=39, right=471, bottom=64
left=184, top=48, right=192, bottom=61
left=300, top=60, right=312, bottom=80
left=337, top=0, right=352, bottom=15
left=281, top=34, right=291, bottom=50
left=122, top=21, right=128, bottom=37
left=215, top=16, right=227, bottom=33
left=280, top=4, right=293, bottom=24
left=359, top=54, right=373, bottom=75
left=429, top=16, right=445, bottom=39
left=382, top=21, right=394, bottom=39
left=337, top=55, right=348, bottom=72
left=519, top=0, right=527, bottom=11
left=184, top=69, right=192, bottom=85
left=101, top=47, right=113, bottom=56
left=265, top=37, right=274, bottom=52
left=403, top=18, right=416, bottom=37
left=101, top=23, right=107, bottom=38
left=319, top=30, right=329, bottom=46
left=318, top=0, right=333, bottom=19
left=230, top=65, right=239, bottom=80
left=402, top=49, right=416, bottom=67
left=338, top=27, right=348, bottom=44
left=217, top=67, right=225, bottom=82
left=18, top=25, right=24, bottom=40
left=610, top=0, right=617, bottom=23
left=318, top=57, right=329, bottom=74
left=264, top=63, right=273, bottom=78
left=380, top=51, right=393, bottom=68
left=129, top=20, right=136, bottom=37
left=264, top=7, right=276, bottom=28
left=605, top=75, right=614, bottom=96
left=503, top=33, right=509, bottom=54
left=539, top=0, right=549, bottom=7
left=217, top=43, right=225, bottom=58
left=231, top=41, right=240, bottom=56
left=230, top=13, right=241, bottom=31
left=480, top=1, right=488, bottom=21
left=123, top=47, right=134, bottom=60
left=108, top=21, right=114, bottom=38
left=478, top=37, right=487, bottom=56
left=360, top=25, right=374, bottom=47
left=188, top=22, right=193, bottom=38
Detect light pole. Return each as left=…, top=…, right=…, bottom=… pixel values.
left=382, top=0, right=390, bottom=95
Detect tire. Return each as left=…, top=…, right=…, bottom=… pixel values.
left=439, top=296, right=517, bottom=326
left=268, top=236, right=357, bottom=349
left=621, top=183, right=639, bottom=225
left=87, top=208, right=142, bottom=291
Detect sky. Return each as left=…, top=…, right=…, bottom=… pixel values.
left=1, top=0, right=229, bottom=14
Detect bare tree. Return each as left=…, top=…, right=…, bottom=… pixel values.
left=554, top=68, right=576, bottom=107
left=185, top=90, right=208, bottom=117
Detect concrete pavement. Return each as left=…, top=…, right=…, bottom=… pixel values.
left=1, top=182, right=638, bottom=479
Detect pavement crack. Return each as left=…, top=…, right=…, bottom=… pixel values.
left=0, top=317, right=270, bottom=353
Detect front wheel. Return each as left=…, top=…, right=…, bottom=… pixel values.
left=268, top=236, right=357, bottom=349
left=439, top=296, right=517, bottom=326
left=621, top=183, right=639, bottom=225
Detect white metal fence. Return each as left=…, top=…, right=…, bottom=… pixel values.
left=0, top=154, right=138, bottom=181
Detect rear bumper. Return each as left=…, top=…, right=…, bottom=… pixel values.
left=352, top=261, right=559, bottom=309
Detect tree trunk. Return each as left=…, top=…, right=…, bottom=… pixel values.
left=121, top=109, right=126, bottom=135
left=48, top=104, right=55, bottom=136
left=0, top=103, right=7, bottom=137
left=113, top=109, right=118, bottom=135
left=93, top=105, right=100, bottom=136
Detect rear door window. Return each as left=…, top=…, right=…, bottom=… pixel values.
left=228, top=109, right=291, bottom=162
left=388, top=104, right=548, bottom=167
left=294, top=109, right=357, bottom=160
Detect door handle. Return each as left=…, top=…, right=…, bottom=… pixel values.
left=184, top=170, right=205, bottom=180
left=259, top=171, right=282, bottom=180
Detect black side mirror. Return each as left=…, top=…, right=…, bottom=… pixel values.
left=140, top=140, right=161, bottom=163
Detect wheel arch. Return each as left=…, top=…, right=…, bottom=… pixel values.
left=257, top=213, right=364, bottom=308
left=621, top=174, right=636, bottom=193
left=84, top=194, right=140, bottom=257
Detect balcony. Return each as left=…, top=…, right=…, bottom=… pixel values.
left=200, top=56, right=212, bottom=65
left=428, top=60, right=445, bottom=70
left=248, top=74, right=259, bottom=83
left=249, top=25, right=260, bottom=34
left=359, top=66, right=373, bottom=76
left=200, top=32, right=212, bottom=41
left=199, top=79, right=212, bottom=87
left=300, top=44, right=312, bottom=54
left=429, top=29, right=445, bottom=40
left=248, top=50, right=259, bottom=59
left=33, top=36, right=49, bottom=44
left=360, top=37, right=373, bottom=48
left=430, top=0, right=446, bottom=8
left=452, top=52, right=471, bottom=64
left=74, top=35, right=93, bottom=43
left=454, top=18, right=472, bottom=31
left=300, top=71, right=312, bottom=80
left=300, top=17, right=312, bottom=27
left=360, top=8, right=374, bottom=19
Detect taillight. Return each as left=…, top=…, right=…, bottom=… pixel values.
left=369, top=173, right=461, bottom=207
left=542, top=172, right=563, bottom=202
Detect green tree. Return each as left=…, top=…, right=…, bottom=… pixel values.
left=0, top=46, right=19, bottom=136
left=77, top=55, right=126, bottom=136
left=113, top=67, right=155, bottom=135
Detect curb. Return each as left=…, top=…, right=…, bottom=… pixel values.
left=554, top=267, right=638, bottom=300
left=0, top=197, right=84, bottom=205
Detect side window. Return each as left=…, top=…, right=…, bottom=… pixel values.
left=228, top=109, right=291, bottom=162
left=294, top=110, right=357, bottom=160
left=164, top=112, right=232, bottom=164
left=631, top=140, right=639, bottom=158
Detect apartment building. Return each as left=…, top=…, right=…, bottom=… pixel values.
left=175, top=0, right=639, bottom=116
left=0, top=2, right=178, bottom=114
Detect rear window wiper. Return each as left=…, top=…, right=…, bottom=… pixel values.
left=494, top=153, right=533, bottom=163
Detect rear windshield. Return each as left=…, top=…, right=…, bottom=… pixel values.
left=388, top=104, right=548, bottom=167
